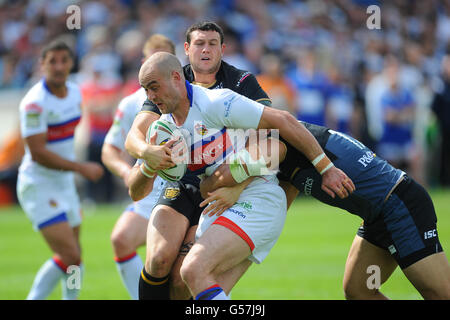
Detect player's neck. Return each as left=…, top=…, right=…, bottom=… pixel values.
left=45, top=80, right=68, bottom=98
left=192, top=71, right=217, bottom=86
left=171, top=97, right=190, bottom=126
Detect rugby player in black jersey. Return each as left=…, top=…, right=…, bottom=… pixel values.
left=125, top=21, right=353, bottom=300
left=200, top=122, right=450, bottom=299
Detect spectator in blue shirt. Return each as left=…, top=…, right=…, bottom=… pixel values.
left=326, top=65, right=355, bottom=135
left=377, top=57, right=416, bottom=172
left=287, top=49, right=330, bottom=126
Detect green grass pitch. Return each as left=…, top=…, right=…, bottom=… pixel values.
left=1, top=189, right=449, bottom=300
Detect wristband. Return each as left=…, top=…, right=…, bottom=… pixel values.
left=311, top=153, right=326, bottom=166
left=312, top=152, right=334, bottom=175
left=319, top=162, right=334, bottom=175
left=143, top=161, right=157, bottom=173
left=140, top=163, right=156, bottom=179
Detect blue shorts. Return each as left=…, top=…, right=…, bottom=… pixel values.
left=357, top=175, right=443, bottom=269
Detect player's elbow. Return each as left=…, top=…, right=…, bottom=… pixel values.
left=128, top=185, right=144, bottom=202
left=100, top=145, right=111, bottom=168
left=124, top=133, right=134, bottom=157
left=29, top=147, right=48, bottom=164
left=278, top=110, right=299, bottom=133
left=281, top=110, right=299, bottom=126
left=128, top=190, right=141, bottom=202
left=262, top=108, right=295, bottom=130
left=128, top=175, right=153, bottom=202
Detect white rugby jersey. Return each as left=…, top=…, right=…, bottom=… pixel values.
left=104, top=88, right=147, bottom=150
left=160, top=81, right=265, bottom=177
left=18, top=79, right=82, bottom=181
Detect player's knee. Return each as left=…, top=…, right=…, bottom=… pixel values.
left=342, top=279, right=354, bottom=299
left=343, top=285, right=360, bottom=300
left=110, top=229, right=133, bottom=257
left=343, top=281, right=381, bottom=300
left=146, top=246, right=176, bottom=277
left=179, top=260, right=195, bottom=287
left=343, top=287, right=369, bottom=300
left=58, top=248, right=81, bottom=267
left=180, top=255, right=202, bottom=287
left=343, top=278, right=365, bottom=300
left=180, top=247, right=212, bottom=288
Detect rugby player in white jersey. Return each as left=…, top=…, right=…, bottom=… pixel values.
left=129, top=52, right=354, bottom=299
left=126, top=22, right=275, bottom=300
left=17, top=40, right=104, bottom=300
left=101, top=34, right=189, bottom=299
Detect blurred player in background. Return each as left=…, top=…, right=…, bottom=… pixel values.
left=17, top=40, right=104, bottom=300
left=101, top=34, right=175, bottom=300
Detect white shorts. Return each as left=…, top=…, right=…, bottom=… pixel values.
left=17, top=176, right=81, bottom=231
left=196, top=176, right=287, bottom=264
left=125, top=176, right=166, bottom=219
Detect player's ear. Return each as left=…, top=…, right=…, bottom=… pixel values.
left=221, top=43, right=226, bottom=55
left=68, top=56, right=74, bottom=70
left=39, top=56, right=47, bottom=73
left=184, top=42, right=190, bottom=56
left=171, top=70, right=182, bottom=82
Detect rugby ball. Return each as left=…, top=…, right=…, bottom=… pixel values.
left=146, top=119, right=187, bottom=181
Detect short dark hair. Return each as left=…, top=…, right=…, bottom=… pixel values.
left=185, top=21, right=225, bottom=44
left=41, top=40, right=74, bottom=60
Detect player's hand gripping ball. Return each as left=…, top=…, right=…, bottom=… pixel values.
left=147, top=119, right=188, bottom=181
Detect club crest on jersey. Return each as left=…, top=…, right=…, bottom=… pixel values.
left=159, top=138, right=170, bottom=145
left=194, top=123, right=208, bottom=136
left=163, top=187, right=180, bottom=200
left=188, top=127, right=234, bottom=174
left=49, top=199, right=58, bottom=208
left=25, top=103, right=43, bottom=128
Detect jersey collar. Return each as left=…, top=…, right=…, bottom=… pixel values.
left=185, top=80, right=193, bottom=107
left=42, top=78, right=52, bottom=93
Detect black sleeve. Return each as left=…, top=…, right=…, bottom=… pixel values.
left=276, top=171, right=290, bottom=182
left=140, top=98, right=162, bottom=116
left=237, top=73, right=272, bottom=106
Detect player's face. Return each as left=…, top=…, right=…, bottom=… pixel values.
left=185, top=30, right=224, bottom=75
left=41, top=49, right=73, bottom=87
left=142, top=71, right=181, bottom=114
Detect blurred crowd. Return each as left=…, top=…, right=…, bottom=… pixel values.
left=1, top=0, right=450, bottom=204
